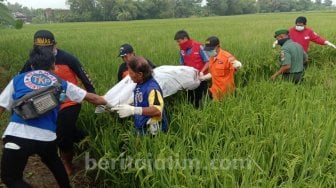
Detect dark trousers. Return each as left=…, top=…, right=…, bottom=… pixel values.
left=282, top=72, right=303, bottom=84
left=187, top=81, right=208, bottom=108
left=1, top=136, right=71, bottom=188
left=56, top=104, right=83, bottom=153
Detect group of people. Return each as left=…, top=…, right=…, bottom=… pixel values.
left=0, top=15, right=335, bottom=187
left=271, top=16, right=336, bottom=83
left=0, top=28, right=241, bottom=187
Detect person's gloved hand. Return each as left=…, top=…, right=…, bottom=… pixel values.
left=105, top=102, right=113, bottom=109
left=272, top=40, right=278, bottom=48
left=232, top=60, right=242, bottom=69
left=199, top=73, right=212, bottom=81
left=325, top=41, right=336, bottom=49
left=111, top=104, right=142, bottom=118
left=99, top=102, right=113, bottom=112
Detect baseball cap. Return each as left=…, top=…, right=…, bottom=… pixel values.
left=274, top=29, right=289, bottom=38
left=118, top=44, right=134, bottom=57
left=204, top=36, right=220, bottom=51
left=33, top=30, right=56, bottom=46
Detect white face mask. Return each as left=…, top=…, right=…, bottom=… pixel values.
left=295, top=25, right=305, bottom=31
left=207, top=50, right=217, bottom=57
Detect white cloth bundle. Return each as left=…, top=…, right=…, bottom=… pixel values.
left=95, top=65, right=200, bottom=113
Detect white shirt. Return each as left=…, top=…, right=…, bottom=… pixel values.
left=0, top=80, right=87, bottom=141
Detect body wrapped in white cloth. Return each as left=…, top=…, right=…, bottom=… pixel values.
left=95, top=65, right=200, bottom=113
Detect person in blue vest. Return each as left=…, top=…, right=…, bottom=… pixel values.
left=112, top=56, right=168, bottom=135
left=0, top=47, right=108, bottom=187
left=20, top=30, right=96, bottom=175
left=174, top=30, right=209, bottom=108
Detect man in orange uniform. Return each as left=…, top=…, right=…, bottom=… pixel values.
left=200, top=36, right=242, bottom=100
left=20, top=30, right=96, bottom=175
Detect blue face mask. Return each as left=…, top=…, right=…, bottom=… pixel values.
left=207, top=50, right=217, bottom=57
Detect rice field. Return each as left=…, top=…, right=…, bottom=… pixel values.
left=1, top=11, right=336, bottom=187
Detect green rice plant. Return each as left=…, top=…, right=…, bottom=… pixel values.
left=1, top=12, right=336, bottom=187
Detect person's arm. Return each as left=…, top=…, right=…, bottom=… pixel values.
left=271, top=64, right=291, bottom=80
left=228, top=56, right=242, bottom=70
left=309, top=29, right=327, bottom=45
left=142, top=107, right=161, bottom=117
left=179, top=51, right=184, bottom=65
left=84, top=93, right=107, bottom=106
left=143, top=89, right=163, bottom=117
left=199, top=45, right=210, bottom=73
left=0, top=80, right=15, bottom=116
left=271, top=50, right=291, bottom=80
left=272, top=40, right=278, bottom=48
left=65, top=82, right=107, bottom=106
left=324, top=41, right=336, bottom=49
left=112, top=89, right=164, bottom=118
left=66, top=54, right=96, bottom=93
left=200, top=62, right=209, bottom=74
left=0, top=80, right=14, bottom=109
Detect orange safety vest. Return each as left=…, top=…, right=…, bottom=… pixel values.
left=208, top=49, right=236, bottom=100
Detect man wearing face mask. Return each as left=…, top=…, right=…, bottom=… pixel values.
left=20, top=30, right=96, bottom=175
left=200, top=36, right=242, bottom=100
left=289, top=16, right=336, bottom=53
left=271, top=29, right=307, bottom=84
left=174, top=30, right=209, bottom=108
left=273, top=16, right=336, bottom=53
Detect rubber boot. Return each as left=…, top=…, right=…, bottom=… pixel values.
left=61, top=151, right=74, bottom=176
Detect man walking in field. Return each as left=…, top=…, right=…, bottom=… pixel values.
left=288, top=16, right=336, bottom=53
left=174, top=30, right=209, bottom=108
left=271, top=29, right=307, bottom=84
left=200, top=36, right=242, bottom=100
left=20, top=30, right=96, bottom=175
left=273, top=16, right=336, bottom=69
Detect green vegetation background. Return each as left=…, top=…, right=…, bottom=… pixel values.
left=1, top=12, right=336, bottom=187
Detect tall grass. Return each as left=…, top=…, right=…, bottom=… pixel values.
left=1, top=12, right=336, bottom=187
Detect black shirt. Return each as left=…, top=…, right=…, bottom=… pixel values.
left=117, top=58, right=156, bottom=82
left=20, top=49, right=96, bottom=93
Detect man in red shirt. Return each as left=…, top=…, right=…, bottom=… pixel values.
left=288, top=16, right=336, bottom=53
left=174, top=30, right=209, bottom=108
left=273, top=16, right=336, bottom=53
